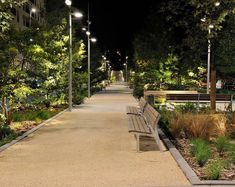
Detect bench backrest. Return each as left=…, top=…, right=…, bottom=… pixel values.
left=144, top=90, right=198, bottom=97
left=139, top=97, right=147, bottom=112
left=143, top=103, right=161, bottom=130
left=166, top=93, right=233, bottom=101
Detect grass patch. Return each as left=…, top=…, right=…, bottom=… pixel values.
left=12, top=109, right=59, bottom=122
left=0, top=125, right=17, bottom=147
left=190, top=138, right=211, bottom=167
left=205, top=159, right=224, bottom=180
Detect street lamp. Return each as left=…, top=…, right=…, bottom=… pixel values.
left=29, top=7, right=36, bottom=27
left=200, top=1, right=220, bottom=93
left=86, top=29, right=97, bottom=98
left=200, top=18, right=216, bottom=94
left=125, top=56, right=128, bottom=82
left=65, top=0, right=83, bottom=111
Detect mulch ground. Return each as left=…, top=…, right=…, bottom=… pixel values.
left=172, top=138, right=235, bottom=180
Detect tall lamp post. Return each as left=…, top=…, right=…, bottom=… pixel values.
left=201, top=1, right=220, bottom=94
left=65, top=0, right=83, bottom=111
left=83, top=23, right=96, bottom=98
left=125, top=56, right=128, bottom=82
left=29, top=7, right=36, bottom=27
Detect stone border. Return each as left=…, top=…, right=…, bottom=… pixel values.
left=0, top=108, right=68, bottom=153
left=158, top=129, right=235, bottom=186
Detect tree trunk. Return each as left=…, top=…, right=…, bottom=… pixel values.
left=210, top=63, right=216, bottom=113
left=1, top=96, right=13, bottom=126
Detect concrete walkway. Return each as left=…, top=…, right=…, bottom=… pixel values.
left=0, top=84, right=190, bottom=187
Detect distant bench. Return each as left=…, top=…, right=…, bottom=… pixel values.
left=144, top=90, right=198, bottom=106
left=126, top=98, right=163, bottom=152
left=166, top=93, right=233, bottom=103
left=144, top=90, right=198, bottom=98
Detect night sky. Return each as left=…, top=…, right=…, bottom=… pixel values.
left=74, top=0, right=157, bottom=69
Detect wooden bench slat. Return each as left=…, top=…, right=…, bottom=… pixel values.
left=127, top=115, right=151, bottom=134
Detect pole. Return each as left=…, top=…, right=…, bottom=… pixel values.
left=87, top=2, right=91, bottom=98
left=207, top=28, right=211, bottom=94
left=68, top=8, right=73, bottom=111
left=88, top=30, right=91, bottom=98
left=29, top=11, right=32, bottom=27
left=125, top=64, right=127, bottom=82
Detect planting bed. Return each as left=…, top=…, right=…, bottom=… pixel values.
left=173, top=138, right=235, bottom=180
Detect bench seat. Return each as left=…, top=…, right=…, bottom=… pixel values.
left=128, top=115, right=151, bottom=134
left=126, top=97, right=147, bottom=115
left=126, top=106, right=141, bottom=115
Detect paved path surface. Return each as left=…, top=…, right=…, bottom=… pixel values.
left=0, top=83, right=190, bottom=187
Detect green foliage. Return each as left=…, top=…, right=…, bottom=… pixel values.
left=73, top=92, right=85, bottom=105
left=12, top=110, right=56, bottom=122
left=0, top=125, right=15, bottom=140
left=133, top=85, right=144, bottom=98
left=214, top=136, right=231, bottom=154
left=176, top=103, right=198, bottom=113
left=157, top=108, right=174, bottom=138
left=190, top=138, right=211, bottom=167
left=0, top=124, right=17, bottom=146
left=205, top=159, right=224, bottom=180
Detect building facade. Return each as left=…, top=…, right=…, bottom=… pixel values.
left=11, top=0, right=45, bottom=29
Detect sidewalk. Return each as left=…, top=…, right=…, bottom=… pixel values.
left=0, top=84, right=190, bottom=187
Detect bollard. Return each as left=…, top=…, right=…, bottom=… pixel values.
left=146, top=94, right=155, bottom=106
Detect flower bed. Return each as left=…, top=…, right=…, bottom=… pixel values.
left=157, top=103, right=235, bottom=181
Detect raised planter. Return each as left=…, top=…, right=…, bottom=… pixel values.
left=159, top=129, right=235, bottom=186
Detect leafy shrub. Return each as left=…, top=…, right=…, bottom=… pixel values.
left=133, top=85, right=144, bottom=98
left=214, top=136, right=231, bottom=155
left=36, top=110, right=50, bottom=120
left=190, top=138, right=211, bottom=166
left=155, top=97, right=166, bottom=104
left=158, top=109, right=174, bottom=138
left=73, top=94, right=85, bottom=105
left=176, top=103, right=198, bottom=113
left=205, top=159, right=224, bottom=180
left=0, top=125, right=16, bottom=140
left=42, top=99, right=51, bottom=108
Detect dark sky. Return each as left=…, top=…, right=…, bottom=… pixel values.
left=74, top=0, right=156, bottom=54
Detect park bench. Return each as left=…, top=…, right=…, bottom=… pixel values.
left=127, top=103, right=163, bottom=152
left=126, top=97, right=147, bottom=115
left=144, top=90, right=198, bottom=98
left=144, top=90, right=198, bottom=106
left=166, top=93, right=233, bottom=103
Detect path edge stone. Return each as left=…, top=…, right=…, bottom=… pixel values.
left=0, top=108, right=68, bottom=153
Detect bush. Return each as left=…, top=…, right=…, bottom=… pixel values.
left=36, top=110, right=50, bottom=120
left=190, top=138, right=211, bottom=167
left=205, top=159, right=224, bottom=180
left=0, top=125, right=17, bottom=146
left=0, top=125, right=15, bottom=140
left=158, top=109, right=174, bottom=139
left=155, top=97, right=166, bottom=104
left=182, top=114, right=226, bottom=140
left=214, top=136, right=231, bottom=155
left=133, top=85, right=144, bottom=98
left=73, top=94, right=85, bottom=105
left=169, top=112, right=185, bottom=138
left=176, top=103, right=198, bottom=113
